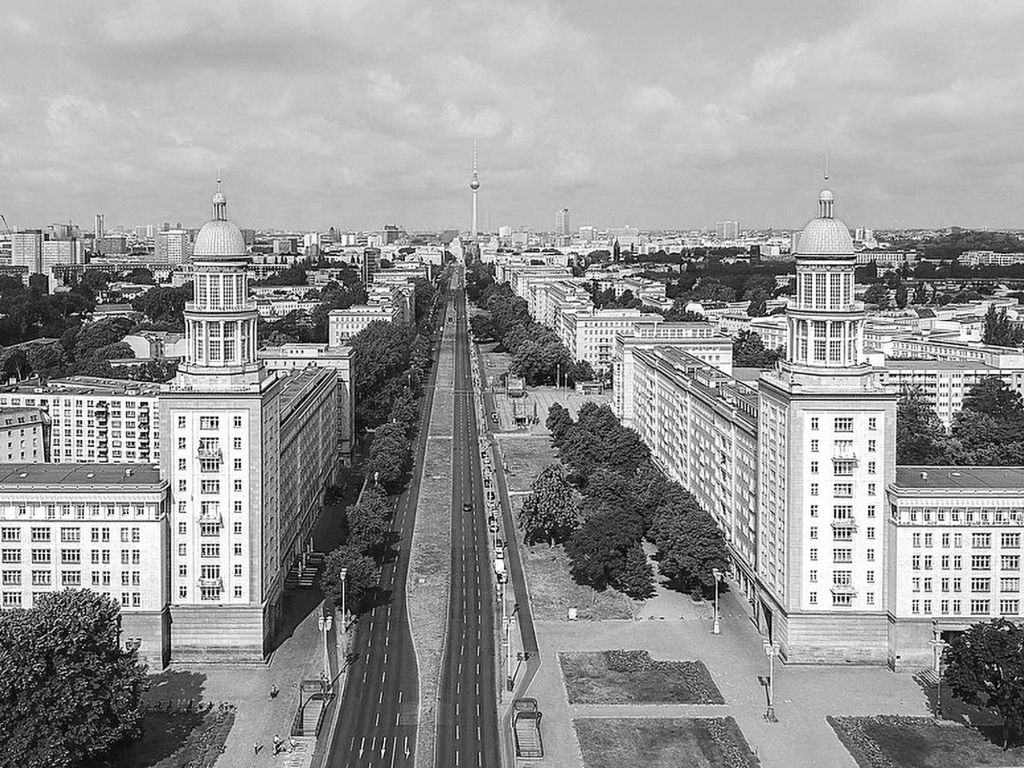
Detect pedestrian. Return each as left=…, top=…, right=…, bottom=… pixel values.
left=253, top=741, right=261, bottom=755
left=272, top=734, right=282, bottom=754
left=289, top=737, right=298, bottom=753
left=269, top=684, right=279, bottom=699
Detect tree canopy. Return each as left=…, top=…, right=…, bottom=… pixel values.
left=732, top=330, right=782, bottom=368
left=943, top=618, right=1024, bottom=748
left=320, top=545, right=377, bottom=614
left=0, top=590, right=148, bottom=768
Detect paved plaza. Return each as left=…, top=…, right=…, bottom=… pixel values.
left=518, top=584, right=932, bottom=768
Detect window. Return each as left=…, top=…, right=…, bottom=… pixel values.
left=868, top=417, right=877, bottom=430
left=834, top=417, right=853, bottom=432
left=924, top=533, right=933, bottom=548
left=833, top=593, right=852, bottom=607
left=867, top=527, right=876, bottom=540
left=1, top=571, right=21, bottom=586
left=200, top=544, right=220, bottom=558
left=1, top=528, right=20, bottom=542
left=31, top=570, right=51, bottom=586
left=866, top=592, right=875, bottom=605
left=61, top=571, right=81, bottom=586
left=810, top=548, right=818, bottom=561
left=233, top=543, right=243, bottom=556
left=970, top=599, right=990, bottom=615
left=913, top=533, right=921, bottom=547
left=233, top=480, right=243, bottom=492
left=833, top=548, right=852, bottom=563
left=971, top=577, right=990, bottom=593
left=810, top=461, right=819, bottom=474
left=868, top=439, right=877, bottom=453
left=1001, top=577, right=1021, bottom=592
left=942, top=533, right=950, bottom=548
left=809, top=570, right=817, bottom=583
left=1002, top=533, right=1021, bottom=549
left=868, top=483, right=876, bottom=496
left=912, top=600, right=920, bottom=614
left=1002, top=555, right=1020, bottom=571
left=810, top=505, right=818, bottom=517
left=810, top=440, right=819, bottom=453
left=867, top=461, right=876, bottom=475
left=954, top=578, right=963, bottom=592
left=810, top=417, right=819, bottom=430
left=833, top=571, right=852, bottom=586
left=973, top=533, right=992, bottom=549
left=810, top=483, right=819, bottom=496
left=834, top=460, right=854, bottom=476
left=834, top=484, right=853, bottom=498
left=972, top=555, right=991, bottom=571
left=199, top=416, right=219, bottom=430
left=60, top=549, right=80, bottom=565
left=31, top=527, right=50, bottom=542
left=178, top=522, right=187, bottom=535
left=233, top=438, right=242, bottom=450
left=941, top=577, right=950, bottom=592
left=178, top=480, right=187, bottom=492
left=867, top=505, right=876, bottom=518
left=178, top=436, right=187, bottom=450
left=178, top=415, right=186, bottom=428
left=178, top=543, right=187, bottom=557
left=233, top=501, right=243, bottom=514
left=809, top=592, right=817, bottom=604
left=179, top=564, right=187, bottom=578
left=200, top=523, right=219, bottom=537
left=810, top=527, right=818, bottom=540
left=954, top=555, right=963, bottom=569
left=28, top=550, right=46, bottom=564
left=201, top=480, right=220, bottom=494
left=178, top=458, right=186, bottom=470
left=179, top=586, right=188, bottom=598
left=233, top=522, right=242, bottom=534
left=234, top=586, right=242, bottom=598
left=233, top=416, right=243, bottom=429
left=2, top=592, right=22, bottom=608
left=867, top=549, right=875, bottom=562
left=233, top=458, right=243, bottom=471
left=1000, top=599, right=1019, bottom=615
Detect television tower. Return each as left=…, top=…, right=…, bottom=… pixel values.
left=470, top=139, right=480, bottom=240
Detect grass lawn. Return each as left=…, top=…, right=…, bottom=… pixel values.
left=828, top=715, right=1024, bottom=768
left=495, top=435, right=557, bottom=494
left=574, top=718, right=759, bottom=768
left=88, top=705, right=235, bottom=768
left=560, top=650, right=724, bottom=704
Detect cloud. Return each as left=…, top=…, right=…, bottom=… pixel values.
left=0, top=0, right=1020, bottom=229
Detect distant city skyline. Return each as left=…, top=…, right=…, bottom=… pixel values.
left=1, top=1, right=1023, bottom=231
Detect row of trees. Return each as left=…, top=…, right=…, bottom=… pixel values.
left=732, top=330, right=783, bottom=369
left=319, top=270, right=449, bottom=615
left=0, top=590, right=148, bottom=767
left=518, top=402, right=730, bottom=600
left=468, top=281, right=594, bottom=386
left=897, top=376, right=1024, bottom=466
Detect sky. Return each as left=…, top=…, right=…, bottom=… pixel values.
left=0, top=0, right=1022, bottom=233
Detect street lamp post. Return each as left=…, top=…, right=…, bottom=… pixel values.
left=763, top=640, right=780, bottom=723
left=929, top=621, right=947, bottom=718
left=711, top=568, right=723, bottom=635
left=340, top=567, right=348, bottom=648
left=317, top=611, right=333, bottom=693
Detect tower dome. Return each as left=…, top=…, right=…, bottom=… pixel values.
left=795, top=189, right=854, bottom=256
left=193, top=184, right=247, bottom=259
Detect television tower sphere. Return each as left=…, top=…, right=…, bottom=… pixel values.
left=470, top=176, right=479, bottom=191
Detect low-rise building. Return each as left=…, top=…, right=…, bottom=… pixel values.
left=0, top=407, right=49, bottom=462
left=328, top=303, right=403, bottom=344
left=887, top=466, right=1024, bottom=670
left=0, top=377, right=162, bottom=464
left=0, top=463, right=171, bottom=668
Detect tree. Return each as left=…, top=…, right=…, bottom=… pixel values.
left=368, top=422, right=411, bottom=491
left=895, top=282, right=909, bottom=309
left=566, top=513, right=635, bottom=592
left=545, top=403, right=574, bottom=448
left=943, top=619, right=1024, bottom=748
left=747, top=296, right=768, bottom=317
left=616, top=543, right=655, bottom=599
left=346, top=487, right=392, bottom=554
left=0, top=590, right=148, bottom=768
left=896, top=388, right=950, bottom=465
left=732, top=330, right=782, bottom=368
left=351, top=321, right=416, bottom=431
left=566, top=359, right=595, bottom=386
left=25, top=342, right=66, bottom=382
left=983, top=306, right=1022, bottom=347
left=131, top=285, right=192, bottom=327
left=319, top=545, right=377, bottom=614
left=863, top=283, right=891, bottom=307
left=389, top=387, right=420, bottom=438
left=469, top=314, right=497, bottom=340
left=655, top=510, right=730, bottom=598
left=518, top=463, right=579, bottom=545
left=962, top=375, right=1024, bottom=420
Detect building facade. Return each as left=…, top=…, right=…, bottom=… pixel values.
left=0, top=464, right=171, bottom=668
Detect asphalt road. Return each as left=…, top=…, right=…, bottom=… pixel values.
left=324, top=291, right=449, bottom=768
left=435, top=276, right=501, bottom=768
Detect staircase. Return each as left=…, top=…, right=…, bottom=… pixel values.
left=285, top=552, right=325, bottom=590
left=512, top=698, right=543, bottom=759
left=301, top=697, right=325, bottom=734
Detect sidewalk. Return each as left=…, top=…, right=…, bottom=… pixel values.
left=148, top=607, right=329, bottom=768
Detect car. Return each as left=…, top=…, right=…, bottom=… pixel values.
left=462, top=502, right=473, bottom=512
left=488, top=519, right=500, bottom=534
left=490, top=412, right=499, bottom=424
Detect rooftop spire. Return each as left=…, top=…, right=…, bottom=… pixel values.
left=818, top=155, right=834, bottom=218
left=212, top=175, right=227, bottom=221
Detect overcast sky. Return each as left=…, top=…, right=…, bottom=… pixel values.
left=1, top=0, right=1022, bottom=233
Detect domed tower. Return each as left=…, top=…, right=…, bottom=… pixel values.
left=177, top=181, right=264, bottom=388
left=785, top=189, right=867, bottom=373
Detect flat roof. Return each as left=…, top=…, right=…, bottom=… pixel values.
left=0, top=375, right=162, bottom=397
left=881, top=360, right=995, bottom=371
left=895, top=466, right=1024, bottom=489
left=0, top=463, right=163, bottom=488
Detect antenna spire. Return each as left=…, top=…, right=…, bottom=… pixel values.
left=824, top=153, right=830, bottom=182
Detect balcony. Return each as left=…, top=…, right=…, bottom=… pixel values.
left=198, top=509, right=223, bottom=525
left=185, top=301, right=256, bottom=314
left=198, top=577, right=222, bottom=589
left=830, top=584, right=857, bottom=596
left=831, top=520, right=857, bottom=532
left=197, top=447, right=222, bottom=462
